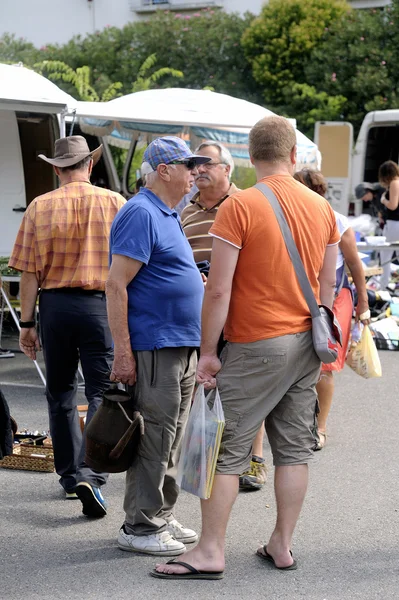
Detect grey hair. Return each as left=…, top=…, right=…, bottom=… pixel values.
left=58, top=156, right=91, bottom=173
left=195, top=141, right=234, bottom=179
left=144, top=170, right=157, bottom=187
left=144, top=164, right=177, bottom=188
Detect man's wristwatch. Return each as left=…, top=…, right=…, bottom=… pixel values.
left=19, top=320, right=36, bottom=328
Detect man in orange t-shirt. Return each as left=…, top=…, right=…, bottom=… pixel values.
left=153, top=116, right=339, bottom=580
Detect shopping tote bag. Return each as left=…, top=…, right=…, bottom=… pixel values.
left=346, top=324, right=382, bottom=379
left=176, top=385, right=225, bottom=499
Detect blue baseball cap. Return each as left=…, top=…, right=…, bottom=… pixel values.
left=141, top=136, right=211, bottom=174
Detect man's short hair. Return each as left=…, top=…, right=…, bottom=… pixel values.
left=249, top=116, right=296, bottom=163
left=195, top=141, right=235, bottom=178
left=58, top=156, right=91, bottom=173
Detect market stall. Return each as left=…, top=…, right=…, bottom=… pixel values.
left=76, top=88, right=320, bottom=195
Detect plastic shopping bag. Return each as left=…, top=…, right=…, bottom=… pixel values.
left=346, top=323, right=382, bottom=379
left=176, top=385, right=225, bottom=500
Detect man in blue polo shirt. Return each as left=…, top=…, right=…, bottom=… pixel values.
left=106, top=136, right=210, bottom=557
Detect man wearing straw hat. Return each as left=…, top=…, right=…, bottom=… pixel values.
left=9, top=135, right=125, bottom=517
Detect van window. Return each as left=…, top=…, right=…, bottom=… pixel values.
left=364, top=125, right=399, bottom=183
left=16, top=112, right=58, bottom=207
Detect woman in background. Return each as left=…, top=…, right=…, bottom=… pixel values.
left=293, top=169, right=370, bottom=450
left=378, top=160, right=399, bottom=290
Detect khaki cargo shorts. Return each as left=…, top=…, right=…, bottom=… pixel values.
left=216, top=330, right=321, bottom=473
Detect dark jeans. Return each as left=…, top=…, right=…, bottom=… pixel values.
left=39, top=290, right=113, bottom=492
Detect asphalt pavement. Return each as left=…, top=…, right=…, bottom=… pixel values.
left=0, top=332, right=398, bottom=600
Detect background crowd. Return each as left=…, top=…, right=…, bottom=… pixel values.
left=0, top=107, right=384, bottom=583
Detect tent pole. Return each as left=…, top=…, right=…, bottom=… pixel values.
left=59, top=109, right=67, bottom=138
left=102, top=137, right=121, bottom=193
left=122, top=136, right=138, bottom=197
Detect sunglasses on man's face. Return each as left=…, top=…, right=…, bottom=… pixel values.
left=167, top=158, right=198, bottom=170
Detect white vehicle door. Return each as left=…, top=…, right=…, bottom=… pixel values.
left=314, top=121, right=353, bottom=215
left=0, top=110, right=26, bottom=256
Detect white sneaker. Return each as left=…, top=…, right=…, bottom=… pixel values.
left=166, top=519, right=198, bottom=543
left=117, top=526, right=186, bottom=556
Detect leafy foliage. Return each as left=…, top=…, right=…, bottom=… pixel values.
left=0, top=257, right=19, bottom=277
left=2, top=2, right=399, bottom=142
left=280, top=83, right=347, bottom=137
left=232, top=167, right=256, bottom=190
left=242, top=0, right=350, bottom=108
left=131, top=53, right=183, bottom=93
left=0, top=9, right=260, bottom=102
left=304, top=2, right=399, bottom=133
left=33, top=54, right=182, bottom=101
left=34, top=61, right=102, bottom=100
left=0, top=33, right=40, bottom=65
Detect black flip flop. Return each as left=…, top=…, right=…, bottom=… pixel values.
left=150, top=559, right=224, bottom=580
left=256, top=545, right=297, bottom=570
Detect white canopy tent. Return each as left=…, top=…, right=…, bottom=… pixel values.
left=0, top=63, right=77, bottom=131
left=0, top=67, right=319, bottom=169
left=0, top=63, right=80, bottom=259
left=76, top=88, right=320, bottom=170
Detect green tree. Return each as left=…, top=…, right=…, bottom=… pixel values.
left=304, top=4, right=397, bottom=133
left=115, top=9, right=260, bottom=101
left=232, top=166, right=256, bottom=190
left=0, top=9, right=260, bottom=103
left=242, top=0, right=350, bottom=108
left=281, top=83, right=347, bottom=137
left=0, top=33, right=40, bottom=64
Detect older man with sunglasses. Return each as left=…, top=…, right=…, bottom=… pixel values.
left=106, top=136, right=210, bottom=556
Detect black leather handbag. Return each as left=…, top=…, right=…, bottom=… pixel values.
left=85, top=385, right=144, bottom=473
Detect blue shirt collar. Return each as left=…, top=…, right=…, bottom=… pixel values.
left=140, top=188, right=177, bottom=216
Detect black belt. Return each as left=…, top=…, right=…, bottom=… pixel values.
left=41, top=288, right=105, bottom=297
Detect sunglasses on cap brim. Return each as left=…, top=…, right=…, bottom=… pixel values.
left=166, top=158, right=199, bottom=170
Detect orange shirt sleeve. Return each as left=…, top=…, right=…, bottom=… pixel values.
left=209, top=195, right=247, bottom=249
left=8, top=204, right=37, bottom=273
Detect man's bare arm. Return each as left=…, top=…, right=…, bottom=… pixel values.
left=340, top=228, right=370, bottom=323
left=20, top=271, right=39, bottom=321
left=197, top=238, right=239, bottom=387
left=106, top=254, right=143, bottom=385
left=201, top=239, right=239, bottom=355
left=19, top=271, right=41, bottom=360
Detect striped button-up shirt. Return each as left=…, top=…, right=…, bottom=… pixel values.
left=9, top=181, right=125, bottom=290
left=181, top=183, right=239, bottom=263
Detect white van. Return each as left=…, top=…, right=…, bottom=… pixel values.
left=351, top=109, right=399, bottom=214
left=315, top=110, right=399, bottom=216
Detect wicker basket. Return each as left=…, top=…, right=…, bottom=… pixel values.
left=0, top=444, right=55, bottom=472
